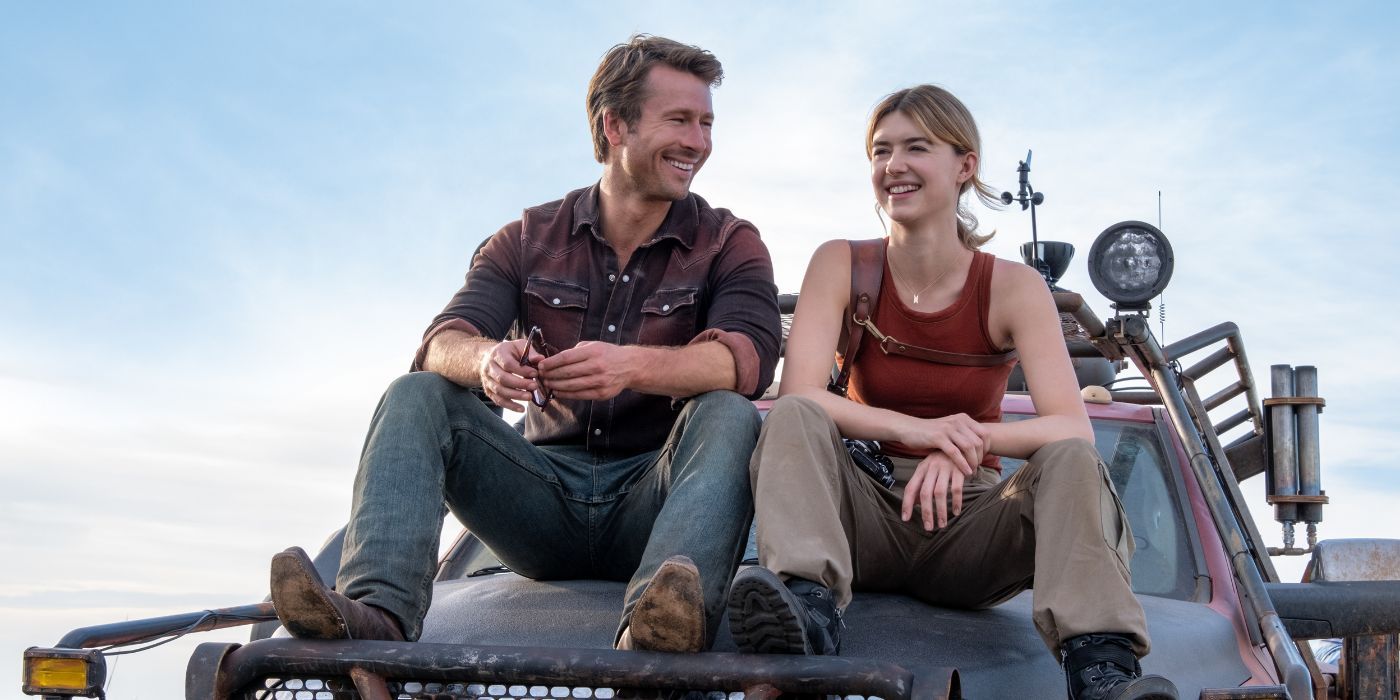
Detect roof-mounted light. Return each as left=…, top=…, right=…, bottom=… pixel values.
left=1087, top=220, right=1174, bottom=311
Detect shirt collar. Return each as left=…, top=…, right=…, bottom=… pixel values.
left=570, top=182, right=699, bottom=250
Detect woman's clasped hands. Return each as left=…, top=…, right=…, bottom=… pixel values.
left=898, top=414, right=990, bottom=531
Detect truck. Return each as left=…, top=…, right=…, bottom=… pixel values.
left=22, top=220, right=1400, bottom=699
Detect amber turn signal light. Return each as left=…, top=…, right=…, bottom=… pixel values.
left=22, top=647, right=106, bottom=698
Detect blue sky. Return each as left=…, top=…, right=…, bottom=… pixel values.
left=4, top=3, right=1399, bottom=696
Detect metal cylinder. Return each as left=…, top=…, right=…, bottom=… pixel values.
left=1269, top=365, right=1298, bottom=526
left=1294, top=366, right=1323, bottom=524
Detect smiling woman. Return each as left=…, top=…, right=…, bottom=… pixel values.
left=734, top=84, right=1179, bottom=700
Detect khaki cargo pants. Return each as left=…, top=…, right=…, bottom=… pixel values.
left=751, top=395, right=1150, bottom=655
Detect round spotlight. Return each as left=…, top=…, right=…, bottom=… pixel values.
left=1087, top=220, right=1174, bottom=308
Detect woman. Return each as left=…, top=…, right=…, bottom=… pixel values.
left=727, top=86, right=1176, bottom=700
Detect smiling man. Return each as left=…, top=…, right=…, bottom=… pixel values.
left=267, top=35, right=781, bottom=653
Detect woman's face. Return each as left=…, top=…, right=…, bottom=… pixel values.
left=869, top=111, right=974, bottom=227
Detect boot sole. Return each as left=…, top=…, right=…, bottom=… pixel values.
left=629, top=556, right=706, bottom=653
left=1108, top=676, right=1179, bottom=700
left=270, top=548, right=349, bottom=640
left=727, top=567, right=812, bottom=655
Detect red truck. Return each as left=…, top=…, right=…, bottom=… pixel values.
left=23, top=222, right=1400, bottom=699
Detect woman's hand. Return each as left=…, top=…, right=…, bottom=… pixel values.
left=896, top=413, right=989, bottom=475
left=902, top=450, right=967, bottom=531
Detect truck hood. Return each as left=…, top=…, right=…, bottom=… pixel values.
left=419, top=574, right=1252, bottom=698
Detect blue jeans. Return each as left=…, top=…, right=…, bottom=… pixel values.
left=336, top=372, right=758, bottom=643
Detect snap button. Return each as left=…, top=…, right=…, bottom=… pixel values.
left=552, top=298, right=561, bottom=305
left=607, top=324, right=616, bottom=332
left=661, top=304, right=670, bottom=312
left=608, top=274, right=616, bottom=282
left=593, top=428, right=602, bottom=436
left=621, top=275, right=630, bottom=283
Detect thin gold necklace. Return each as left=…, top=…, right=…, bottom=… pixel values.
left=888, top=252, right=961, bottom=305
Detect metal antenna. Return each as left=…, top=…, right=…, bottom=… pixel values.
left=1157, top=191, right=1166, bottom=342
left=1000, top=150, right=1046, bottom=277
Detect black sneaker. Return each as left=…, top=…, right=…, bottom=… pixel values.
left=727, top=566, right=841, bottom=655
left=1062, top=634, right=1178, bottom=700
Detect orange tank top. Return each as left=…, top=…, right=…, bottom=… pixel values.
left=843, top=246, right=1017, bottom=467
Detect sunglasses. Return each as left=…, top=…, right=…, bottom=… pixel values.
left=518, top=326, right=557, bottom=407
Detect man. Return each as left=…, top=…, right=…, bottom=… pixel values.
left=269, top=34, right=781, bottom=653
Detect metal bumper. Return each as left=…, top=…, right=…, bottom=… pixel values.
left=187, top=638, right=961, bottom=700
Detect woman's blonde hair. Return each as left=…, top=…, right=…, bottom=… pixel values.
left=866, top=85, right=999, bottom=248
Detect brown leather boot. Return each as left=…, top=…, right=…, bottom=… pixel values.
left=270, top=546, right=405, bottom=641
left=619, top=555, right=706, bottom=653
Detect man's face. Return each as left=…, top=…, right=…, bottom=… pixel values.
left=609, top=64, right=714, bottom=202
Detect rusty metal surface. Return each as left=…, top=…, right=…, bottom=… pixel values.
left=1309, top=539, right=1400, bottom=582
left=1297, top=640, right=1332, bottom=700
left=55, top=601, right=276, bottom=650
left=350, top=666, right=394, bottom=700
left=1341, top=635, right=1397, bottom=700
left=1267, top=496, right=1330, bottom=504
left=1293, top=367, right=1324, bottom=527
left=741, top=683, right=781, bottom=700
left=1267, top=581, right=1400, bottom=638
left=1269, top=365, right=1300, bottom=529
left=208, top=639, right=917, bottom=700
left=185, top=642, right=241, bottom=700
left=1226, top=433, right=1268, bottom=482
left=1307, top=539, right=1400, bottom=699
left=1053, top=291, right=1106, bottom=338
left=1197, top=685, right=1290, bottom=699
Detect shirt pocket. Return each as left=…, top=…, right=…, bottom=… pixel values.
left=638, top=287, right=699, bottom=346
left=523, top=276, right=590, bottom=344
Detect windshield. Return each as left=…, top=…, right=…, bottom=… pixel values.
left=450, top=415, right=1202, bottom=602
left=1001, top=416, right=1199, bottom=601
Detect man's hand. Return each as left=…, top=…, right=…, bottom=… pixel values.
left=535, top=341, right=635, bottom=401
left=479, top=338, right=538, bottom=413
left=896, top=413, right=990, bottom=476
left=902, top=450, right=967, bottom=531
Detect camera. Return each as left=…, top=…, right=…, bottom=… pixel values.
left=845, top=438, right=896, bottom=489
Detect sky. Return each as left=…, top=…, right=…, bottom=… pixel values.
left=3, top=2, right=1399, bottom=697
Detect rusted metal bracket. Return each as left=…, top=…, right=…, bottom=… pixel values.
left=1341, top=634, right=1398, bottom=700
left=742, top=682, right=781, bottom=700
left=349, top=667, right=393, bottom=700
left=1198, top=685, right=1289, bottom=699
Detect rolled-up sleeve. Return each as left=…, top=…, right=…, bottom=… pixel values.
left=698, top=223, right=782, bottom=398
left=410, top=222, right=523, bottom=372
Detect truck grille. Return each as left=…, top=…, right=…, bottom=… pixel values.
left=245, top=677, right=855, bottom=700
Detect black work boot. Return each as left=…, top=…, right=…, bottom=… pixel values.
left=1062, top=634, right=1178, bottom=700
left=727, top=566, right=841, bottom=655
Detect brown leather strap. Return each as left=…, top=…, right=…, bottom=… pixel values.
left=829, top=239, right=1017, bottom=395
left=873, top=326, right=1018, bottom=366
left=829, top=239, right=885, bottom=396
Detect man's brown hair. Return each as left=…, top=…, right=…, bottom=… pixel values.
left=586, top=35, right=723, bottom=163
